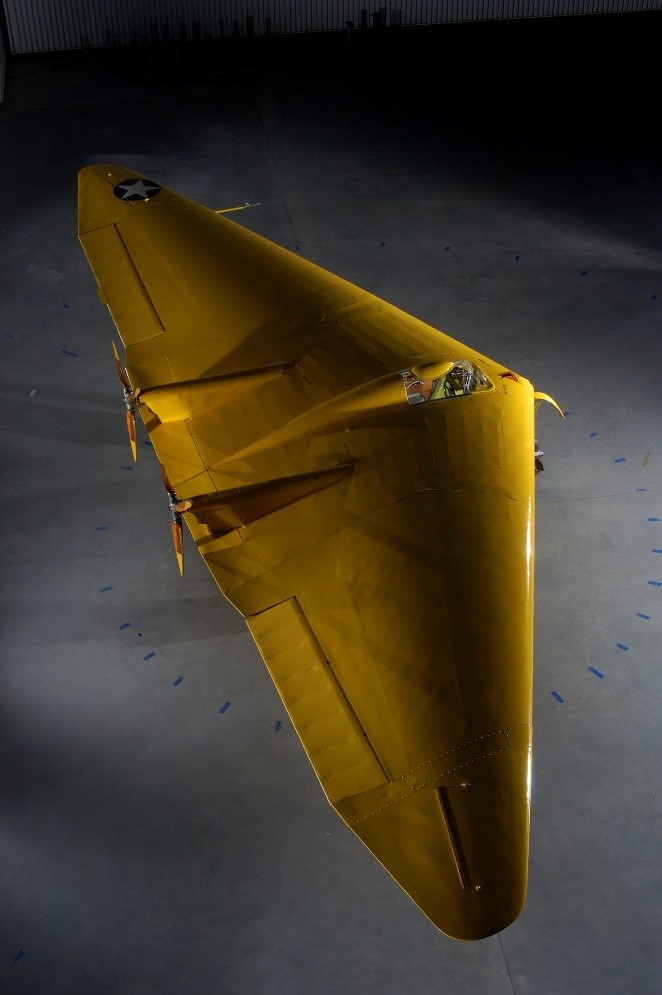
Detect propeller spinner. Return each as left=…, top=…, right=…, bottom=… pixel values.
left=160, top=464, right=192, bottom=575
left=111, top=341, right=140, bottom=462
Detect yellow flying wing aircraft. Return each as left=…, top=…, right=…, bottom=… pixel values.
left=78, top=165, right=562, bottom=941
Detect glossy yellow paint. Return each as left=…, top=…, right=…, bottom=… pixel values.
left=78, top=164, right=555, bottom=941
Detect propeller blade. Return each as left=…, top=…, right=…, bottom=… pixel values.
left=125, top=410, right=137, bottom=463
left=112, top=341, right=141, bottom=462
left=111, top=340, right=131, bottom=391
left=171, top=520, right=184, bottom=576
left=160, top=463, right=191, bottom=575
left=160, top=462, right=174, bottom=495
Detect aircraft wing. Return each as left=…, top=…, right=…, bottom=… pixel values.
left=78, top=164, right=541, bottom=940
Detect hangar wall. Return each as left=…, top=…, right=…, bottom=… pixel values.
left=0, top=1, right=6, bottom=100
left=3, top=0, right=661, bottom=54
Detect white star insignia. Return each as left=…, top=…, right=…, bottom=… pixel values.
left=114, top=178, right=161, bottom=201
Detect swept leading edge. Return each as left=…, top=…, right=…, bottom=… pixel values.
left=78, top=165, right=562, bottom=941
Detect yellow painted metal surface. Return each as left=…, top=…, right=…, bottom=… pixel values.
left=247, top=599, right=388, bottom=803
left=78, top=164, right=553, bottom=941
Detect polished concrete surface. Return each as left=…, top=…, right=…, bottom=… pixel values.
left=1, top=17, right=660, bottom=994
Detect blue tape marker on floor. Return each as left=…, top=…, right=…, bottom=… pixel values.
left=95, top=525, right=108, bottom=531
left=143, top=651, right=155, bottom=661
left=380, top=241, right=385, bottom=247
left=445, top=245, right=450, bottom=251
left=613, top=457, right=626, bottom=463
left=143, top=440, right=153, bottom=447
left=563, top=411, right=570, bottom=417
left=637, top=612, right=650, bottom=619
left=63, top=303, right=70, bottom=309
left=653, top=549, right=662, bottom=554
left=581, top=270, right=587, bottom=276
left=274, top=720, right=283, bottom=731
left=652, top=294, right=658, bottom=300
left=649, top=579, right=662, bottom=586
left=550, top=691, right=564, bottom=703
left=637, top=488, right=647, bottom=492
left=617, top=643, right=629, bottom=651
left=219, top=701, right=231, bottom=714
left=514, top=255, right=520, bottom=261
left=12, top=950, right=25, bottom=962
left=119, top=622, right=130, bottom=630
left=648, top=518, right=661, bottom=522
left=590, top=432, right=598, bottom=438
left=61, top=349, right=78, bottom=357
left=99, top=585, right=112, bottom=592
left=588, top=666, right=604, bottom=679
left=4, top=332, right=14, bottom=338
left=173, top=676, right=183, bottom=686
left=120, top=465, right=134, bottom=471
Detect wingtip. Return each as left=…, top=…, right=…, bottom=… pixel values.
left=341, top=746, right=530, bottom=941
left=78, top=163, right=159, bottom=234
left=78, top=164, right=119, bottom=234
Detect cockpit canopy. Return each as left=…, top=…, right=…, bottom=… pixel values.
left=401, top=360, right=492, bottom=406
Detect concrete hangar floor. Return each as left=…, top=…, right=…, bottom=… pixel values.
left=1, top=14, right=660, bottom=995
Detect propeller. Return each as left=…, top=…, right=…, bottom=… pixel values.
left=160, top=464, right=192, bottom=576
left=111, top=341, right=140, bottom=462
